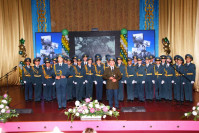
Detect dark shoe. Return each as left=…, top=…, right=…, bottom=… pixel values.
left=58, top=107, right=62, bottom=110
left=63, top=107, right=66, bottom=109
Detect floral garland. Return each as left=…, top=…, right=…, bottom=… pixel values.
left=184, top=102, right=199, bottom=121
left=120, top=28, right=128, bottom=65
left=65, top=98, right=119, bottom=122
left=0, top=94, right=19, bottom=123
left=61, top=29, right=70, bottom=56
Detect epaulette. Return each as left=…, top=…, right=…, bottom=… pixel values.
left=142, top=64, right=145, bottom=66
left=105, top=67, right=109, bottom=68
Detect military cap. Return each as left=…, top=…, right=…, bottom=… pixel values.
left=174, top=55, right=180, bottom=60
left=116, top=56, right=123, bottom=60
left=149, top=55, right=155, bottom=59
left=33, top=57, right=41, bottom=64
left=160, top=55, right=167, bottom=59
left=24, top=58, right=31, bottom=63
left=155, top=57, right=161, bottom=61
left=72, top=55, right=78, bottom=60
left=77, top=57, right=82, bottom=62
left=185, top=54, right=193, bottom=60
left=44, top=56, right=50, bottom=61
left=127, top=57, right=132, bottom=61
left=108, top=56, right=115, bottom=62
left=57, top=54, right=63, bottom=58
left=95, top=54, right=102, bottom=59
left=52, top=56, right=58, bottom=62
left=167, top=55, right=172, bottom=60
left=178, top=56, right=184, bottom=62
left=67, top=58, right=72, bottom=62
left=132, top=55, right=138, bottom=59
left=45, top=59, right=51, bottom=63
left=137, top=57, right=142, bottom=61
left=82, top=54, right=89, bottom=58
left=63, top=56, right=68, bottom=61
left=105, top=54, right=111, bottom=60
left=95, top=57, right=102, bottom=61
left=87, top=57, right=93, bottom=61
left=145, top=56, right=150, bottom=60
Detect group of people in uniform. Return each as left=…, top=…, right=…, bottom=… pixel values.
left=22, top=53, right=195, bottom=109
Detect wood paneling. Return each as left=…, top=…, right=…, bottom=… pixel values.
left=50, top=0, right=139, bottom=32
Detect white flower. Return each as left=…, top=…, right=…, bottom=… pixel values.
left=103, top=115, right=106, bottom=118
left=68, top=109, right=72, bottom=112
left=2, top=100, right=7, bottom=104
left=73, top=108, right=76, bottom=113
left=1, top=109, right=5, bottom=113
left=197, top=107, right=199, bottom=111
left=75, top=101, right=80, bottom=107
left=112, top=107, right=116, bottom=111
left=85, top=109, right=89, bottom=114
left=82, top=110, right=85, bottom=114
left=75, top=112, right=79, bottom=116
left=95, top=104, right=100, bottom=108
left=0, top=104, right=4, bottom=109
left=109, top=111, right=113, bottom=115
left=192, top=106, right=196, bottom=110
left=184, top=113, right=188, bottom=116
left=88, top=103, right=93, bottom=108
left=100, top=105, right=105, bottom=109
left=94, top=100, right=98, bottom=103
left=192, top=111, right=197, bottom=116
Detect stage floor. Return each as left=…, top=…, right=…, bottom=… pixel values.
left=1, top=86, right=199, bottom=132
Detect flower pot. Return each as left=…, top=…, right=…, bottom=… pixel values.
left=80, top=115, right=101, bottom=120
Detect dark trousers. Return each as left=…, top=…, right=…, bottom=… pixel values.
left=25, top=83, right=33, bottom=101
left=56, top=79, right=67, bottom=108
left=85, top=81, right=93, bottom=98
left=175, top=80, right=185, bottom=101
left=66, top=78, right=73, bottom=100
left=118, top=82, right=124, bottom=101
left=155, top=81, right=161, bottom=100
left=52, top=85, right=56, bottom=99
left=145, top=80, right=153, bottom=100
left=127, top=83, right=134, bottom=100
left=185, top=82, right=193, bottom=101
left=137, top=82, right=145, bottom=101
left=43, top=85, right=52, bottom=101
left=76, top=80, right=84, bottom=101
left=34, top=83, right=42, bottom=101
left=164, top=79, right=172, bottom=100
left=107, top=89, right=119, bottom=108
left=96, top=81, right=103, bottom=100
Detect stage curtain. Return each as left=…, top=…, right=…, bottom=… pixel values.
left=139, top=0, right=159, bottom=57
left=159, top=0, right=198, bottom=90
left=194, top=1, right=199, bottom=91
left=0, top=0, right=33, bottom=86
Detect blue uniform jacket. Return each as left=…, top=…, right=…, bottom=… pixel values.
left=184, top=63, right=196, bottom=82
left=22, top=66, right=33, bottom=83
left=31, top=66, right=43, bottom=84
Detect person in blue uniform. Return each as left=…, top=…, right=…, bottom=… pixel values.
left=133, top=55, right=138, bottom=66
left=32, top=57, right=43, bottom=102
left=73, top=58, right=86, bottom=101
left=116, top=56, right=126, bottom=102
left=72, top=55, right=78, bottom=99
left=66, top=58, right=74, bottom=101
left=103, top=56, right=122, bottom=109
left=135, top=57, right=146, bottom=101
left=22, top=58, right=33, bottom=101
left=124, top=57, right=136, bottom=101
left=174, top=56, right=186, bottom=102
left=85, top=57, right=95, bottom=98
left=184, top=54, right=196, bottom=102
left=94, top=56, right=105, bottom=102
left=149, top=55, right=155, bottom=65
left=82, top=54, right=89, bottom=66
left=160, top=55, right=167, bottom=67
left=72, top=55, right=78, bottom=66
left=154, top=57, right=165, bottom=101
left=145, top=56, right=154, bottom=100
left=164, top=56, right=175, bottom=101
left=42, top=59, right=54, bottom=102
left=173, top=55, right=180, bottom=101
left=52, top=57, right=57, bottom=100
left=104, top=54, right=111, bottom=101
left=52, top=54, right=70, bottom=110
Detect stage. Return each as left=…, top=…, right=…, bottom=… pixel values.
left=0, top=86, right=199, bottom=133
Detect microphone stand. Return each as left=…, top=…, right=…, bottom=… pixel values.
left=0, top=66, right=17, bottom=94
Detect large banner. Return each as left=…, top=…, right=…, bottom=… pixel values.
left=128, top=30, right=155, bottom=59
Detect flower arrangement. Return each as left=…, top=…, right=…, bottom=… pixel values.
left=0, top=94, right=19, bottom=123
left=64, top=98, right=119, bottom=122
left=184, top=102, right=199, bottom=121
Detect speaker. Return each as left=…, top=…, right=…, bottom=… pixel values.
left=121, top=106, right=146, bottom=112
left=15, top=109, right=33, bottom=114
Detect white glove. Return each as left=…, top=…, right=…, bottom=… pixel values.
left=152, top=80, right=155, bottom=84
left=124, top=80, right=127, bottom=84
left=121, top=81, right=124, bottom=83
left=52, top=82, right=55, bottom=85
left=191, top=81, right=195, bottom=84
left=33, top=83, right=36, bottom=85
left=43, top=84, right=46, bottom=86
left=161, top=80, right=164, bottom=84
left=85, top=80, right=88, bottom=83
left=103, top=81, right=106, bottom=84
left=24, top=81, right=26, bottom=84
left=74, top=82, right=77, bottom=85
left=182, top=82, right=185, bottom=85
left=83, top=82, right=85, bottom=84
left=142, top=81, right=145, bottom=84
left=171, top=80, right=174, bottom=83
left=134, top=81, right=137, bottom=84
left=132, top=80, right=135, bottom=84
left=93, top=81, right=97, bottom=85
